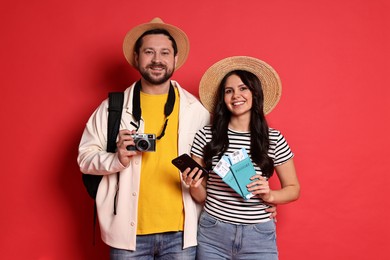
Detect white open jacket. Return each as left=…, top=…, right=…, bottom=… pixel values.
left=78, top=81, right=210, bottom=250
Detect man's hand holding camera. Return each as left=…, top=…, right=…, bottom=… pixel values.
left=116, top=130, right=157, bottom=167
left=117, top=130, right=138, bottom=167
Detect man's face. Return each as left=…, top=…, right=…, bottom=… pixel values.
left=134, top=34, right=178, bottom=85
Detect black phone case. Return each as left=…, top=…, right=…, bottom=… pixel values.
left=172, top=154, right=207, bottom=178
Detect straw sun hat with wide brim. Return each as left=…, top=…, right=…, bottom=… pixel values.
left=123, top=17, right=189, bottom=70
left=199, top=56, right=282, bottom=115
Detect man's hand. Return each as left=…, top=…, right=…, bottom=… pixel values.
left=116, top=129, right=138, bottom=167
left=265, top=204, right=277, bottom=222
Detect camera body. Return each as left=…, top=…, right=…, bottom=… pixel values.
left=126, top=133, right=156, bottom=152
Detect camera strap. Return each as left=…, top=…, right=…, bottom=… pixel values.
left=132, top=80, right=175, bottom=140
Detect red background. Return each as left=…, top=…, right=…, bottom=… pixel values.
left=1, top=0, right=389, bottom=259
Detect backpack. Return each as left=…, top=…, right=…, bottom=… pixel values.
left=81, top=92, right=124, bottom=243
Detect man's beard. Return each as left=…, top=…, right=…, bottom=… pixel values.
left=139, top=62, right=175, bottom=85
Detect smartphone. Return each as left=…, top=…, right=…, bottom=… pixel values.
left=172, top=154, right=208, bottom=179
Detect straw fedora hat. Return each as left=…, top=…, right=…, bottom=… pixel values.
left=123, top=17, right=189, bottom=70
left=199, top=56, right=282, bottom=115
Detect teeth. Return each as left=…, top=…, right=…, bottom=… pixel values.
left=233, top=101, right=244, bottom=106
left=150, top=65, right=164, bottom=70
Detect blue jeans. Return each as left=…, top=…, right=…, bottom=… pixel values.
left=110, top=232, right=196, bottom=260
left=197, top=211, right=278, bottom=260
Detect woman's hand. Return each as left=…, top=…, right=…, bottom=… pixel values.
left=181, top=167, right=204, bottom=188
left=247, top=175, right=274, bottom=203
left=248, top=159, right=300, bottom=205
left=181, top=155, right=207, bottom=203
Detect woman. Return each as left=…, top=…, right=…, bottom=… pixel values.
left=182, top=56, right=300, bottom=259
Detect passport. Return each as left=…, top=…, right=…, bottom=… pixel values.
left=213, top=155, right=244, bottom=196
left=230, top=157, right=256, bottom=200
left=213, top=148, right=258, bottom=200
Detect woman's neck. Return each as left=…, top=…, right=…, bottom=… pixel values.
left=229, top=116, right=250, bottom=132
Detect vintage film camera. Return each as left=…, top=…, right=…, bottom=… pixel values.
left=126, top=133, right=156, bottom=152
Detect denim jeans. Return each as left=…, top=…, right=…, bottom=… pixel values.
left=197, top=211, right=278, bottom=260
left=110, top=231, right=196, bottom=260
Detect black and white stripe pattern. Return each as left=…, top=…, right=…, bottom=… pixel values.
left=191, top=126, right=294, bottom=224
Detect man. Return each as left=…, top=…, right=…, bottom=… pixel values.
left=78, top=18, right=210, bottom=259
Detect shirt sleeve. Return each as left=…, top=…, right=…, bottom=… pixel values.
left=190, top=127, right=208, bottom=159
left=272, top=130, right=294, bottom=166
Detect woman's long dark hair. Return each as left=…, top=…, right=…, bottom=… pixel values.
left=203, top=70, right=274, bottom=178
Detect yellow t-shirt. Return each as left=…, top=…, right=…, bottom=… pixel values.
left=136, top=88, right=184, bottom=234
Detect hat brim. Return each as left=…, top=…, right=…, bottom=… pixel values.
left=123, top=18, right=189, bottom=70
left=199, top=56, right=282, bottom=115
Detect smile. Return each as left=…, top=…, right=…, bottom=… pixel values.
left=149, top=63, right=166, bottom=70
left=233, top=101, right=245, bottom=106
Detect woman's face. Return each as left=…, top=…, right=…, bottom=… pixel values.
left=223, top=74, right=253, bottom=118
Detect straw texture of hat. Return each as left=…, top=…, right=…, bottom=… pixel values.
left=123, top=17, right=189, bottom=70
left=199, top=56, right=282, bottom=115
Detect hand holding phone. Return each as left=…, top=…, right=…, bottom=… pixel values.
left=172, top=154, right=208, bottom=179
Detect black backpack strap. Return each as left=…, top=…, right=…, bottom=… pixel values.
left=107, top=92, right=124, bottom=152
left=107, top=92, right=124, bottom=216
left=92, top=92, right=124, bottom=245
left=108, top=92, right=124, bottom=216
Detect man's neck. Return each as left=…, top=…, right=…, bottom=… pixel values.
left=140, top=79, right=171, bottom=95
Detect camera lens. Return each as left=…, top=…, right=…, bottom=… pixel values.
left=136, top=139, right=150, bottom=151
